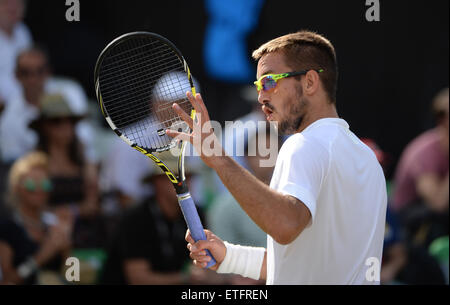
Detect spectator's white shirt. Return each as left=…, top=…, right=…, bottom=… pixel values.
left=100, top=136, right=153, bottom=204
left=0, top=77, right=97, bottom=163
left=0, top=23, right=32, bottom=103
left=0, top=94, right=38, bottom=162
left=267, top=118, right=387, bottom=285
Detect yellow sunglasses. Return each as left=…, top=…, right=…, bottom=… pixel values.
left=254, top=69, right=324, bottom=92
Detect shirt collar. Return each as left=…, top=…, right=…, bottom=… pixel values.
left=301, top=118, right=349, bottom=134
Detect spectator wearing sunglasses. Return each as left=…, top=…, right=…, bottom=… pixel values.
left=0, top=151, right=71, bottom=284
left=0, top=45, right=96, bottom=164
left=30, top=94, right=104, bottom=249
left=0, top=46, right=98, bottom=213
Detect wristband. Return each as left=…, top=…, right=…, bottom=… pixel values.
left=216, top=242, right=265, bottom=280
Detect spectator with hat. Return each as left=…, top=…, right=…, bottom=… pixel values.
left=30, top=93, right=104, bottom=249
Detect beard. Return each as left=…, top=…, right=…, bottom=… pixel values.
left=277, top=86, right=309, bottom=135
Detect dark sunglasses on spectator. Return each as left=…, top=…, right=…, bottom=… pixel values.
left=46, top=117, right=76, bottom=125
left=23, top=178, right=53, bottom=192
left=17, top=66, right=47, bottom=78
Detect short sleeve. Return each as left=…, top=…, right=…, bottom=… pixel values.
left=270, top=134, right=330, bottom=224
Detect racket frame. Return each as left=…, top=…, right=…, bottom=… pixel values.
left=94, top=31, right=197, bottom=194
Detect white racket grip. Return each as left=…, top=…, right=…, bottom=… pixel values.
left=177, top=192, right=216, bottom=268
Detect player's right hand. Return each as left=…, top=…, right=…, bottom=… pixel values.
left=185, top=229, right=226, bottom=271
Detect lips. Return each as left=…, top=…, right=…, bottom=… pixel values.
left=262, top=104, right=274, bottom=120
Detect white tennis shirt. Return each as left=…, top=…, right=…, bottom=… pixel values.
left=267, top=118, right=387, bottom=285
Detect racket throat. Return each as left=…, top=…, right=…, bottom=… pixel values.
left=173, top=180, right=189, bottom=195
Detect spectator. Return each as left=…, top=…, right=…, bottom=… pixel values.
left=99, top=137, right=153, bottom=214
left=0, top=44, right=46, bottom=213
left=30, top=93, right=103, bottom=249
left=363, top=138, right=446, bottom=285
left=208, top=124, right=279, bottom=248
left=0, top=45, right=48, bottom=164
left=0, top=45, right=97, bottom=164
left=382, top=206, right=446, bottom=284
left=0, top=151, right=71, bottom=285
left=0, top=0, right=32, bottom=104
left=392, top=88, right=449, bottom=247
left=100, top=151, right=227, bottom=285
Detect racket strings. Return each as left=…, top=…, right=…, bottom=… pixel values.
left=98, top=35, right=194, bottom=151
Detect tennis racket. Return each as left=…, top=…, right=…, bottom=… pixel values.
left=94, top=32, right=216, bottom=268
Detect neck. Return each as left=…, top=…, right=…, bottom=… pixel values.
left=0, top=24, right=14, bottom=37
left=297, top=99, right=338, bottom=133
left=25, top=92, right=42, bottom=107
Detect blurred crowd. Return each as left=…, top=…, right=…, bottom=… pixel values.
left=0, top=0, right=448, bottom=285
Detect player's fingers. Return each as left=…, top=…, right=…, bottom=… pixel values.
left=186, top=91, right=202, bottom=116
left=204, top=229, right=215, bottom=240
left=190, top=252, right=211, bottom=263
left=191, top=239, right=215, bottom=253
left=185, top=230, right=194, bottom=244
left=194, top=93, right=210, bottom=122
left=172, top=103, right=194, bottom=129
left=193, top=259, right=208, bottom=269
left=165, top=130, right=192, bottom=143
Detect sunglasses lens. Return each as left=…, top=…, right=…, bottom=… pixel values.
left=23, top=178, right=52, bottom=192
left=261, top=76, right=277, bottom=91
left=23, top=179, right=36, bottom=192
left=41, top=179, right=52, bottom=192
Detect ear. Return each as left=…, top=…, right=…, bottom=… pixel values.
left=304, top=70, right=320, bottom=96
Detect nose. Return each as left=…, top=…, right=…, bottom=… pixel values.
left=257, top=89, right=269, bottom=105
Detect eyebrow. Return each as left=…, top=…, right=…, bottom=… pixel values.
left=257, top=70, right=274, bottom=79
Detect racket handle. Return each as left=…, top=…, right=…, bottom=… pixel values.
left=177, top=192, right=216, bottom=268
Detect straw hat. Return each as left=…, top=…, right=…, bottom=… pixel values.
left=29, top=93, right=85, bottom=130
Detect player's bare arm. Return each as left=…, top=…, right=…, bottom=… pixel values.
left=167, top=92, right=311, bottom=245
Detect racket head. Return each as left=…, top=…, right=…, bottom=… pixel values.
left=94, top=32, right=197, bottom=182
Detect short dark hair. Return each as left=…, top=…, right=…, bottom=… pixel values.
left=15, top=44, right=51, bottom=71
left=252, top=30, right=338, bottom=103
left=432, top=87, right=449, bottom=124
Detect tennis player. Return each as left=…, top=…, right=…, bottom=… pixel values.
left=167, top=30, right=387, bottom=285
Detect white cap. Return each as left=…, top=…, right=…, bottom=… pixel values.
left=152, top=71, right=200, bottom=101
